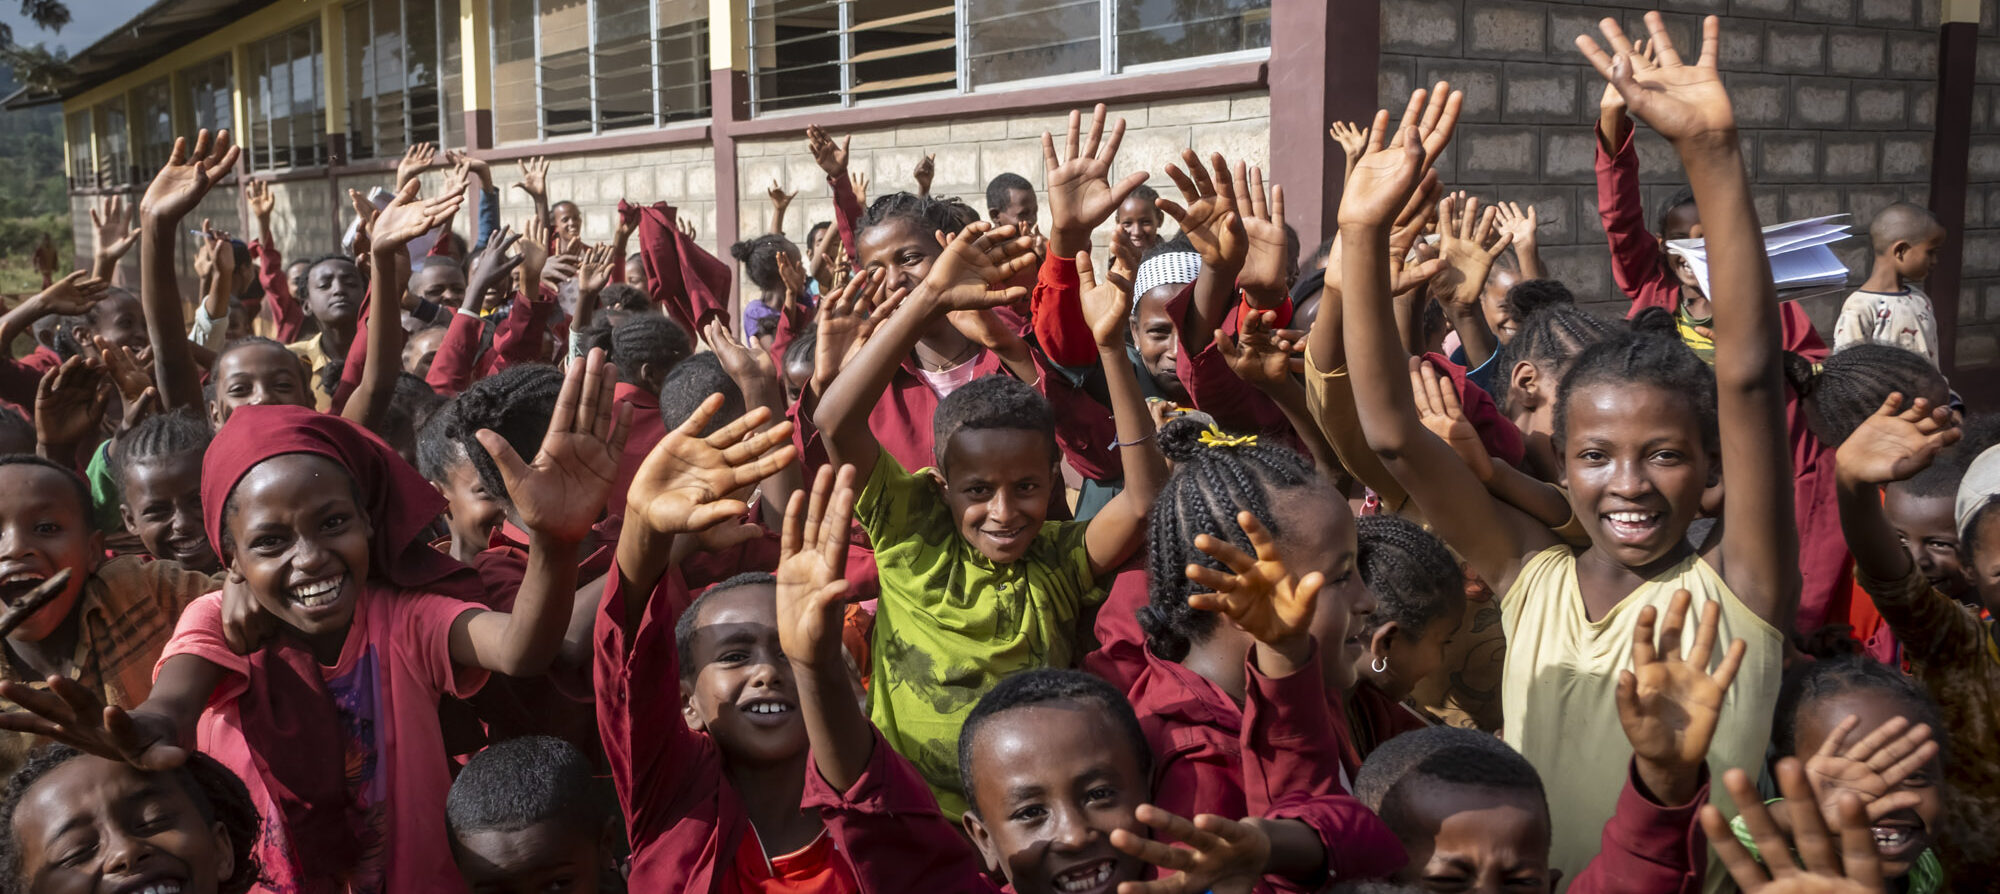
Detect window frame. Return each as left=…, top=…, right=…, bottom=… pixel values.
left=344, top=0, right=459, bottom=161
left=486, top=0, right=711, bottom=145
left=246, top=20, right=328, bottom=173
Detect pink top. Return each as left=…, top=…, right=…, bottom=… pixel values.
left=160, top=589, right=488, bottom=894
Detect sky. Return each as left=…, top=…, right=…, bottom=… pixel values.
left=0, top=0, right=157, bottom=55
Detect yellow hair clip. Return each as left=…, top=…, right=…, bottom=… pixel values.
left=1197, top=427, right=1257, bottom=449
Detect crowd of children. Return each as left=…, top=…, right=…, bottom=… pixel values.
left=0, top=12, right=1991, bottom=894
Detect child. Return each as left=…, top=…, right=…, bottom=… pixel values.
left=985, top=172, right=1038, bottom=230
left=1834, top=395, right=2000, bottom=879
left=1834, top=203, right=1945, bottom=364
left=1348, top=515, right=1464, bottom=758
left=1340, top=24, right=1793, bottom=881
left=1113, top=184, right=1165, bottom=273
left=0, top=456, right=217, bottom=778
left=417, top=403, right=506, bottom=566
left=1488, top=286, right=1613, bottom=481
left=1706, top=757, right=1899, bottom=892
left=1750, top=656, right=1945, bottom=890
left=206, top=336, right=318, bottom=426
left=0, top=745, right=262, bottom=894
left=0, top=352, right=624, bottom=892
left=1130, top=237, right=1200, bottom=404
left=603, top=313, right=693, bottom=519
left=729, top=234, right=807, bottom=341
left=114, top=410, right=221, bottom=574
left=813, top=223, right=1166, bottom=817
left=1354, top=590, right=1734, bottom=893
left=289, top=255, right=368, bottom=404
left=446, top=735, right=621, bottom=893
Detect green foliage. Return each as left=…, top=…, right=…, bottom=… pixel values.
left=0, top=57, right=71, bottom=220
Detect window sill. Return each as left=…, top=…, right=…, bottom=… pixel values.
left=478, top=120, right=713, bottom=162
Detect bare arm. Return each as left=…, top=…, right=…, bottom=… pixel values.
left=137, top=130, right=240, bottom=412
left=780, top=465, right=877, bottom=791
left=1833, top=395, right=1962, bottom=584
left=1078, top=253, right=1167, bottom=577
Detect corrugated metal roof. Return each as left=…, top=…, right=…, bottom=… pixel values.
left=4, top=0, right=270, bottom=109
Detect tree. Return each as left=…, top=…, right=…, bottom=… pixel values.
left=0, top=1, right=73, bottom=93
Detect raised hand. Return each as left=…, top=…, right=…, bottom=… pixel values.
left=806, top=125, right=851, bottom=179
left=0, top=675, right=186, bottom=770
left=1339, top=92, right=1436, bottom=229
left=1231, top=162, right=1289, bottom=302
left=1185, top=510, right=1322, bottom=654
left=372, top=179, right=465, bottom=252
left=1576, top=13, right=1734, bottom=145
left=1834, top=393, right=1960, bottom=487
left=513, top=155, right=550, bottom=200
left=913, top=153, right=936, bottom=196
left=577, top=242, right=615, bottom=297
left=94, top=335, right=154, bottom=407
left=848, top=172, right=869, bottom=207
left=442, top=157, right=473, bottom=202
left=396, top=141, right=438, bottom=189
left=1495, top=201, right=1539, bottom=255
left=1157, top=149, right=1244, bottom=271
left=1435, top=194, right=1511, bottom=312
left=1218, top=310, right=1306, bottom=392
left=518, top=214, right=552, bottom=292
left=627, top=393, right=800, bottom=537
left=1044, top=104, right=1150, bottom=256
left=444, top=149, right=493, bottom=190
left=541, top=253, right=581, bottom=289
left=138, top=129, right=241, bottom=226
left=1328, top=120, right=1369, bottom=168
left=467, top=225, right=526, bottom=312
left=244, top=178, right=275, bottom=221
left=1617, top=588, right=1748, bottom=806
left=35, top=270, right=110, bottom=317
left=34, top=356, right=110, bottom=453
left=814, top=268, right=892, bottom=394
left=704, top=318, right=778, bottom=395
left=1598, top=39, right=1647, bottom=117
left=91, top=195, right=140, bottom=265
left=1077, top=251, right=1132, bottom=352
left=1110, top=805, right=1272, bottom=894
left=347, top=188, right=377, bottom=260
left=923, top=222, right=1039, bottom=311
left=775, top=248, right=809, bottom=308
left=676, top=215, right=698, bottom=241
left=776, top=464, right=858, bottom=670
left=1804, top=714, right=1938, bottom=829
left=473, top=349, right=632, bottom=544
left=1411, top=358, right=1492, bottom=481
left=768, top=180, right=796, bottom=209
left=1705, top=761, right=1883, bottom=893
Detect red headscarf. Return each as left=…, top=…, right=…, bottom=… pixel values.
left=203, top=405, right=482, bottom=886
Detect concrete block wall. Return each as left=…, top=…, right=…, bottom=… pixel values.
left=482, top=146, right=721, bottom=257
left=732, top=92, right=1271, bottom=258
left=1960, top=0, right=2000, bottom=367
left=68, top=185, right=245, bottom=303
left=1381, top=0, right=1946, bottom=336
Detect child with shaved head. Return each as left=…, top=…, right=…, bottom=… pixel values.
left=1835, top=202, right=1946, bottom=365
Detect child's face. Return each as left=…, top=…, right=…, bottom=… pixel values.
left=0, top=465, right=98, bottom=643
left=12, top=755, right=235, bottom=894
left=680, top=584, right=808, bottom=765
left=624, top=255, right=645, bottom=287
left=1481, top=267, right=1522, bottom=343
left=209, top=343, right=314, bottom=425
left=86, top=293, right=149, bottom=353
left=993, top=189, right=1039, bottom=231
left=856, top=217, right=941, bottom=295
left=1559, top=383, right=1711, bottom=571
left=1791, top=690, right=1942, bottom=878
left=1390, top=783, right=1555, bottom=894
left=120, top=453, right=219, bottom=574
left=936, top=429, right=1056, bottom=565
left=1882, top=485, right=1968, bottom=601
left=961, top=702, right=1150, bottom=894
left=224, top=454, right=372, bottom=651
left=452, top=819, right=607, bottom=894
left=1114, top=196, right=1161, bottom=256
left=1271, top=488, right=1375, bottom=693
left=552, top=204, right=584, bottom=242
left=224, top=300, right=256, bottom=343
left=305, top=259, right=365, bottom=328
left=1894, top=226, right=1946, bottom=282
left=1359, top=606, right=1464, bottom=702
left=409, top=264, right=469, bottom=311
left=404, top=327, right=448, bottom=378
left=1129, top=285, right=1188, bottom=403
left=434, top=457, right=504, bottom=553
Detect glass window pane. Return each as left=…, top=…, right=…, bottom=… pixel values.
left=133, top=79, right=174, bottom=175
left=373, top=0, right=410, bottom=152
left=345, top=2, right=376, bottom=160
left=540, top=0, right=591, bottom=136
left=441, top=0, right=464, bottom=147
left=184, top=56, right=232, bottom=135
left=747, top=0, right=842, bottom=113
left=849, top=0, right=955, bottom=102
left=595, top=0, right=653, bottom=131
left=491, top=0, right=539, bottom=142
left=406, top=0, right=443, bottom=146
left=968, top=0, right=1098, bottom=86
left=66, top=111, right=91, bottom=186
left=1116, top=0, right=1269, bottom=68
left=655, top=0, right=710, bottom=121
left=98, top=98, right=129, bottom=185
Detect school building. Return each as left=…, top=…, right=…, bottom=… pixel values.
left=12, top=0, right=2000, bottom=397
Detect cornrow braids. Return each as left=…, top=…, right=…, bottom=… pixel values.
left=111, top=409, right=213, bottom=484
left=609, top=314, right=693, bottom=388
left=445, top=363, right=566, bottom=507
left=658, top=352, right=744, bottom=436
left=1554, top=307, right=1718, bottom=458
left=1356, top=514, right=1465, bottom=639
left=860, top=192, right=970, bottom=240
left=1784, top=344, right=1948, bottom=446
left=1772, top=655, right=1945, bottom=762
left=1141, top=417, right=1318, bottom=662
left=0, top=745, right=264, bottom=894
left=1491, top=293, right=1613, bottom=418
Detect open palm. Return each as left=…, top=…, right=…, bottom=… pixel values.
left=1045, top=104, right=1148, bottom=246
left=1158, top=150, right=1244, bottom=269
left=139, top=129, right=240, bottom=225
left=1185, top=511, right=1321, bottom=647
left=1577, top=14, right=1734, bottom=143
left=1834, top=394, right=1959, bottom=486
left=630, top=395, right=798, bottom=537
left=925, top=222, right=1037, bottom=311
left=776, top=465, right=857, bottom=669
left=1617, top=591, right=1744, bottom=772
left=477, top=351, right=629, bottom=543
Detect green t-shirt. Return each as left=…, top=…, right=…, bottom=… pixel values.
left=858, top=449, right=1102, bottom=820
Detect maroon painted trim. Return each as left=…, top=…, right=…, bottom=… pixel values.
left=718, top=60, right=1268, bottom=140
left=465, top=108, right=493, bottom=151
left=1268, top=1, right=1375, bottom=254
left=1928, top=20, right=1977, bottom=380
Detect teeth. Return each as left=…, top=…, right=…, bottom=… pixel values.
left=138, top=884, right=184, bottom=894
left=745, top=702, right=791, bottom=715
left=1055, top=862, right=1114, bottom=892
left=1608, top=512, right=1655, bottom=524
left=1873, top=827, right=1911, bottom=848
left=291, top=578, right=342, bottom=607
left=0, top=572, right=44, bottom=585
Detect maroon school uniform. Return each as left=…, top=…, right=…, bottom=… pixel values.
left=608, top=381, right=668, bottom=520
left=1082, top=563, right=1149, bottom=694
left=249, top=239, right=307, bottom=344
left=1567, top=763, right=1710, bottom=894
left=425, top=289, right=558, bottom=397
left=1162, top=285, right=1306, bottom=453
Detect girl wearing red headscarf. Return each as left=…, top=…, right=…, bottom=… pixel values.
left=0, top=351, right=629, bottom=894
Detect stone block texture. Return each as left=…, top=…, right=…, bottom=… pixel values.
left=1381, top=0, right=1941, bottom=332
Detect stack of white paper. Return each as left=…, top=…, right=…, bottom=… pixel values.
left=1666, top=214, right=1854, bottom=302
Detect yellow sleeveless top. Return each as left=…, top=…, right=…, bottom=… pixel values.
left=1501, top=546, right=1782, bottom=891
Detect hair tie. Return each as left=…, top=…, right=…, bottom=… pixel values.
left=1197, top=426, right=1256, bottom=449
left=1811, top=361, right=1824, bottom=377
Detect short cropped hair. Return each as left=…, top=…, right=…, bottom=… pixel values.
left=931, top=374, right=1056, bottom=469
left=672, top=572, right=778, bottom=680
left=446, top=735, right=602, bottom=837
left=956, top=669, right=1150, bottom=816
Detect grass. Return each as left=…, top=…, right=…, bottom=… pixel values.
left=0, top=257, right=49, bottom=301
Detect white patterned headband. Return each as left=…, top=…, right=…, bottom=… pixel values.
left=1133, top=252, right=1203, bottom=303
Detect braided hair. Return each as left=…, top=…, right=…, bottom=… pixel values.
left=1141, top=417, right=1319, bottom=662
left=658, top=352, right=744, bottom=436
left=860, top=192, right=972, bottom=240
left=0, top=745, right=263, bottom=894
left=1356, top=514, right=1464, bottom=640
left=1773, top=655, right=1945, bottom=762
left=1491, top=285, right=1612, bottom=417
left=609, top=315, right=693, bottom=388
left=1554, top=307, right=1718, bottom=457
left=1783, top=344, right=1948, bottom=446
left=112, top=409, right=213, bottom=487
left=446, top=363, right=565, bottom=507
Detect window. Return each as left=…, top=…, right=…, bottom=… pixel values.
left=65, top=111, right=91, bottom=187
left=750, top=0, right=1270, bottom=111
left=96, top=98, right=129, bottom=186
left=133, top=79, right=175, bottom=176
left=183, top=55, right=233, bottom=135
left=247, top=22, right=326, bottom=171
left=345, top=0, right=461, bottom=160
left=489, top=0, right=710, bottom=143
